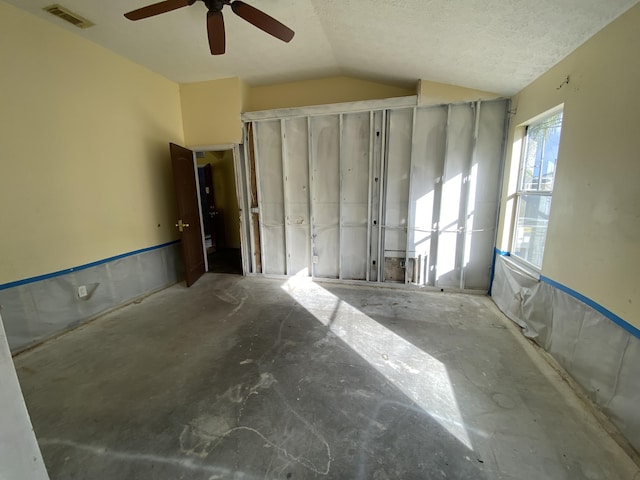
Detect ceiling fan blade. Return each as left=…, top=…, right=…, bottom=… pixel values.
left=207, top=10, right=226, bottom=55
left=231, top=1, right=294, bottom=43
left=124, top=0, right=192, bottom=21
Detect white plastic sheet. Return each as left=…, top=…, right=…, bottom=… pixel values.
left=0, top=244, right=181, bottom=352
left=492, top=255, right=640, bottom=453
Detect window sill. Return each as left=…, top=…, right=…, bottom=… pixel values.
left=501, top=255, right=541, bottom=281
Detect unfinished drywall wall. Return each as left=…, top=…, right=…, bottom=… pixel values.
left=496, top=1, right=640, bottom=330
left=0, top=1, right=184, bottom=286
left=247, top=98, right=508, bottom=288
left=245, top=76, right=415, bottom=111
left=180, top=77, right=244, bottom=146
left=0, top=313, right=49, bottom=479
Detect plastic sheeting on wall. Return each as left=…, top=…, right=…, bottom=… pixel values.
left=0, top=244, right=182, bottom=352
left=491, top=255, right=640, bottom=453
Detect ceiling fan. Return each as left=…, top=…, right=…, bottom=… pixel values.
left=124, top=0, right=295, bottom=55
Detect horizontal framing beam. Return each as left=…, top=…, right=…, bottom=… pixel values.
left=243, top=96, right=418, bottom=122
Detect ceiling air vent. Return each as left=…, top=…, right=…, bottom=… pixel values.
left=43, top=4, right=94, bottom=29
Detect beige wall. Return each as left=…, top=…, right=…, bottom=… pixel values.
left=418, top=80, right=500, bottom=105
left=178, top=75, right=414, bottom=151
left=179, top=76, right=490, bottom=149
left=0, top=1, right=184, bottom=284
left=180, top=77, right=244, bottom=146
left=497, top=2, right=640, bottom=328
left=244, top=76, right=415, bottom=111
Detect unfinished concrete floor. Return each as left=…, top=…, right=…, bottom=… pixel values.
left=14, top=274, right=640, bottom=480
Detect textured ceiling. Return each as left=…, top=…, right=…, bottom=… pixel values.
left=6, top=0, right=639, bottom=94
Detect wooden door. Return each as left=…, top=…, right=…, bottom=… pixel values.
left=170, top=143, right=205, bottom=287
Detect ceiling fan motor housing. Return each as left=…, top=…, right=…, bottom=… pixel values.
left=203, top=0, right=228, bottom=12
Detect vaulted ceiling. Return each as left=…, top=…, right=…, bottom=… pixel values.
left=7, top=0, right=639, bottom=94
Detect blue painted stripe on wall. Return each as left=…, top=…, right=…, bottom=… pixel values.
left=0, top=240, right=180, bottom=292
left=488, top=248, right=511, bottom=295
left=539, top=275, right=640, bottom=339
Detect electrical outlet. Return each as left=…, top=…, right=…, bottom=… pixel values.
left=312, top=255, right=319, bottom=264
left=78, top=285, right=88, bottom=298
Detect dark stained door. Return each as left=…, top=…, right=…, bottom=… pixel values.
left=170, top=143, right=205, bottom=287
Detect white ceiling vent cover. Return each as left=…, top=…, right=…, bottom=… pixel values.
left=43, top=4, right=94, bottom=29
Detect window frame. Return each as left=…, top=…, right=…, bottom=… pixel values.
left=510, top=109, right=563, bottom=272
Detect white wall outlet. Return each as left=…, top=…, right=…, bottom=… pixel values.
left=77, top=285, right=88, bottom=298
left=312, top=255, right=319, bottom=264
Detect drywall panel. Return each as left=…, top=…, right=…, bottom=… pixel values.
left=409, top=105, right=448, bottom=285
left=311, top=115, right=341, bottom=278
left=463, top=100, right=508, bottom=290
left=0, top=314, right=49, bottom=480
left=246, top=76, right=415, bottom=111
left=436, top=104, right=474, bottom=288
left=283, top=117, right=311, bottom=275
left=418, top=80, right=500, bottom=106
left=341, top=112, right=371, bottom=280
left=255, top=121, right=286, bottom=275
left=0, top=2, right=184, bottom=286
left=180, top=77, right=243, bottom=146
left=384, top=108, right=413, bottom=265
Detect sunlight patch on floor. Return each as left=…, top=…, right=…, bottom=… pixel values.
left=281, top=277, right=473, bottom=450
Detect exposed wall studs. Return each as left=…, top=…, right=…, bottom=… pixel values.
left=404, top=106, right=418, bottom=285
left=280, top=119, right=291, bottom=276
left=246, top=98, right=508, bottom=291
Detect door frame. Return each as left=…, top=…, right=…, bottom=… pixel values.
left=188, top=143, right=249, bottom=275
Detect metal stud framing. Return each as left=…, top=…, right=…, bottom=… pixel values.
left=308, top=116, right=317, bottom=278
left=377, top=110, right=389, bottom=282
left=365, top=111, right=374, bottom=282
left=245, top=98, right=508, bottom=291
left=280, top=119, right=291, bottom=276
left=404, top=106, right=418, bottom=285
left=252, top=122, right=267, bottom=275
left=459, top=101, right=482, bottom=289
left=243, top=125, right=257, bottom=274
left=338, top=114, right=344, bottom=280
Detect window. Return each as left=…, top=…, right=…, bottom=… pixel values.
left=512, top=110, right=563, bottom=269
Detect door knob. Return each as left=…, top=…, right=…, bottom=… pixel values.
left=175, top=219, right=190, bottom=232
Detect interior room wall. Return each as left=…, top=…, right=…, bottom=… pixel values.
left=496, top=1, right=640, bottom=329
left=0, top=0, right=184, bottom=286
left=179, top=75, right=501, bottom=155
left=244, top=76, right=415, bottom=111
left=180, top=77, right=244, bottom=146
left=418, top=80, right=501, bottom=106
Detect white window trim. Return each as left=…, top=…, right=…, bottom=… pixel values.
left=510, top=108, right=563, bottom=274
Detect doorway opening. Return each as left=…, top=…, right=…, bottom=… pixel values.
left=196, top=149, right=243, bottom=275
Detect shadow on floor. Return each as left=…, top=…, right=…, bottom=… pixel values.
left=207, top=247, right=242, bottom=275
